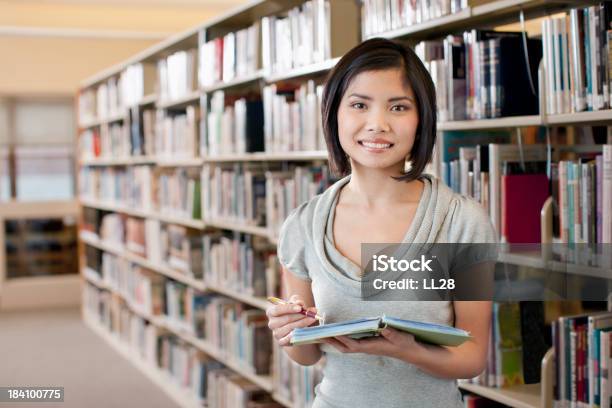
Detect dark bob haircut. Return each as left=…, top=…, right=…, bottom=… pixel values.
left=321, top=38, right=437, bottom=182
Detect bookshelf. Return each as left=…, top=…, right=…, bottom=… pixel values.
left=76, top=0, right=612, bottom=407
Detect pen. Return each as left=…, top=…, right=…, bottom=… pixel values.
left=267, top=296, right=325, bottom=322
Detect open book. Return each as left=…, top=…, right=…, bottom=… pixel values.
left=290, top=315, right=471, bottom=347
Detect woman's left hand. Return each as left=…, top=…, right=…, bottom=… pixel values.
left=321, top=327, right=424, bottom=364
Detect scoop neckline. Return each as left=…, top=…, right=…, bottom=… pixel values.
left=324, top=175, right=432, bottom=273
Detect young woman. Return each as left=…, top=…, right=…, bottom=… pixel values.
left=266, top=38, right=496, bottom=408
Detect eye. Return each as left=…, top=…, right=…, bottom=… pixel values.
left=350, top=102, right=366, bottom=110
left=390, top=104, right=409, bottom=112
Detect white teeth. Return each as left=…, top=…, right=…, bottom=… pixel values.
left=361, top=142, right=391, bottom=149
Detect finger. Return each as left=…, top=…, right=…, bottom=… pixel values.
left=334, top=336, right=360, bottom=352
left=278, top=332, right=293, bottom=346
left=322, top=338, right=350, bottom=353
left=355, top=336, right=391, bottom=354
left=268, top=313, right=311, bottom=330
left=271, top=316, right=317, bottom=339
left=381, top=327, right=413, bottom=345
left=288, top=295, right=305, bottom=307
left=266, top=303, right=303, bottom=318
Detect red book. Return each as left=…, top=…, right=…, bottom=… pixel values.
left=214, top=37, right=223, bottom=82
left=501, top=173, right=549, bottom=243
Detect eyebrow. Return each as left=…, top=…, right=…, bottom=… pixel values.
left=347, top=93, right=414, bottom=103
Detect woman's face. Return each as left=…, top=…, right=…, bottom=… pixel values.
left=337, top=68, right=419, bottom=173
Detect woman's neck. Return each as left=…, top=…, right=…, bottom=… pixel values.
left=342, top=162, right=423, bottom=210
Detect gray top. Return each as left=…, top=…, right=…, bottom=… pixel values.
left=277, top=174, right=497, bottom=408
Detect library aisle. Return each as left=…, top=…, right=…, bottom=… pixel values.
left=0, top=307, right=179, bottom=408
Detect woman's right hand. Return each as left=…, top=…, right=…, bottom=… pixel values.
left=266, top=294, right=318, bottom=346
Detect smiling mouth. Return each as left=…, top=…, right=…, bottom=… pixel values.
left=358, top=141, right=394, bottom=149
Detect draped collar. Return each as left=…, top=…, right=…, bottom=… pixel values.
left=309, top=173, right=454, bottom=298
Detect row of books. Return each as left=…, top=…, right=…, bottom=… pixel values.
left=198, top=80, right=327, bottom=156
left=464, top=302, right=548, bottom=389
left=84, top=210, right=204, bottom=278
left=555, top=148, right=612, bottom=245
left=79, top=124, right=129, bottom=160
left=86, top=260, right=274, bottom=378
left=79, top=166, right=153, bottom=211
left=79, top=166, right=201, bottom=221
left=147, top=221, right=204, bottom=277
left=202, top=164, right=267, bottom=227
left=361, top=0, right=468, bottom=38
left=153, top=106, right=200, bottom=160
left=157, top=49, right=198, bottom=104
left=201, top=164, right=332, bottom=234
left=199, top=22, right=261, bottom=87
left=78, top=63, right=156, bottom=125
left=80, top=105, right=199, bottom=161
left=265, top=165, right=333, bottom=237
left=84, top=282, right=271, bottom=406
left=203, top=232, right=280, bottom=298
left=272, top=274, right=322, bottom=408
left=85, top=207, right=284, bottom=296
left=93, top=76, right=123, bottom=121
left=205, top=91, right=265, bottom=156
left=552, top=311, right=612, bottom=407
left=415, top=30, right=541, bottom=121
left=272, top=344, right=321, bottom=408
left=263, top=81, right=325, bottom=153
left=261, top=0, right=358, bottom=75
left=439, top=128, right=612, bottom=244
left=542, top=4, right=612, bottom=114
left=156, top=168, right=202, bottom=220
left=206, top=369, right=282, bottom=408
left=202, top=297, right=272, bottom=376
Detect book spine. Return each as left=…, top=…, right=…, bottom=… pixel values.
left=596, top=155, right=603, bottom=243
left=603, top=145, right=612, bottom=243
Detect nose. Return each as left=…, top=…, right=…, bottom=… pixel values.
left=366, top=108, right=390, bottom=133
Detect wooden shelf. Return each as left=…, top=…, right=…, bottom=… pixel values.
left=203, top=151, right=328, bottom=162
left=79, top=118, right=102, bottom=129
left=546, top=109, right=612, bottom=125
left=367, top=0, right=573, bottom=41
left=458, top=382, right=541, bottom=408
left=79, top=156, right=156, bottom=166
left=438, top=115, right=542, bottom=131
left=368, top=8, right=471, bottom=40
left=265, top=57, right=340, bottom=83
left=497, top=250, right=612, bottom=280
left=206, top=283, right=268, bottom=310
left=155, top=157, right=204, bottom=167
left=138, top=94, right=158, bottom=106
left=202, top=70, right=264, bottom=93
left=156, top=91, right=201, bottom=109
left=204, top=218, right=270, bottom=239
left=80, top=199, right=153, bottom=219
left=155, top=212, right=205, bottom=229
left=80, top=199, right=204, bottom=229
